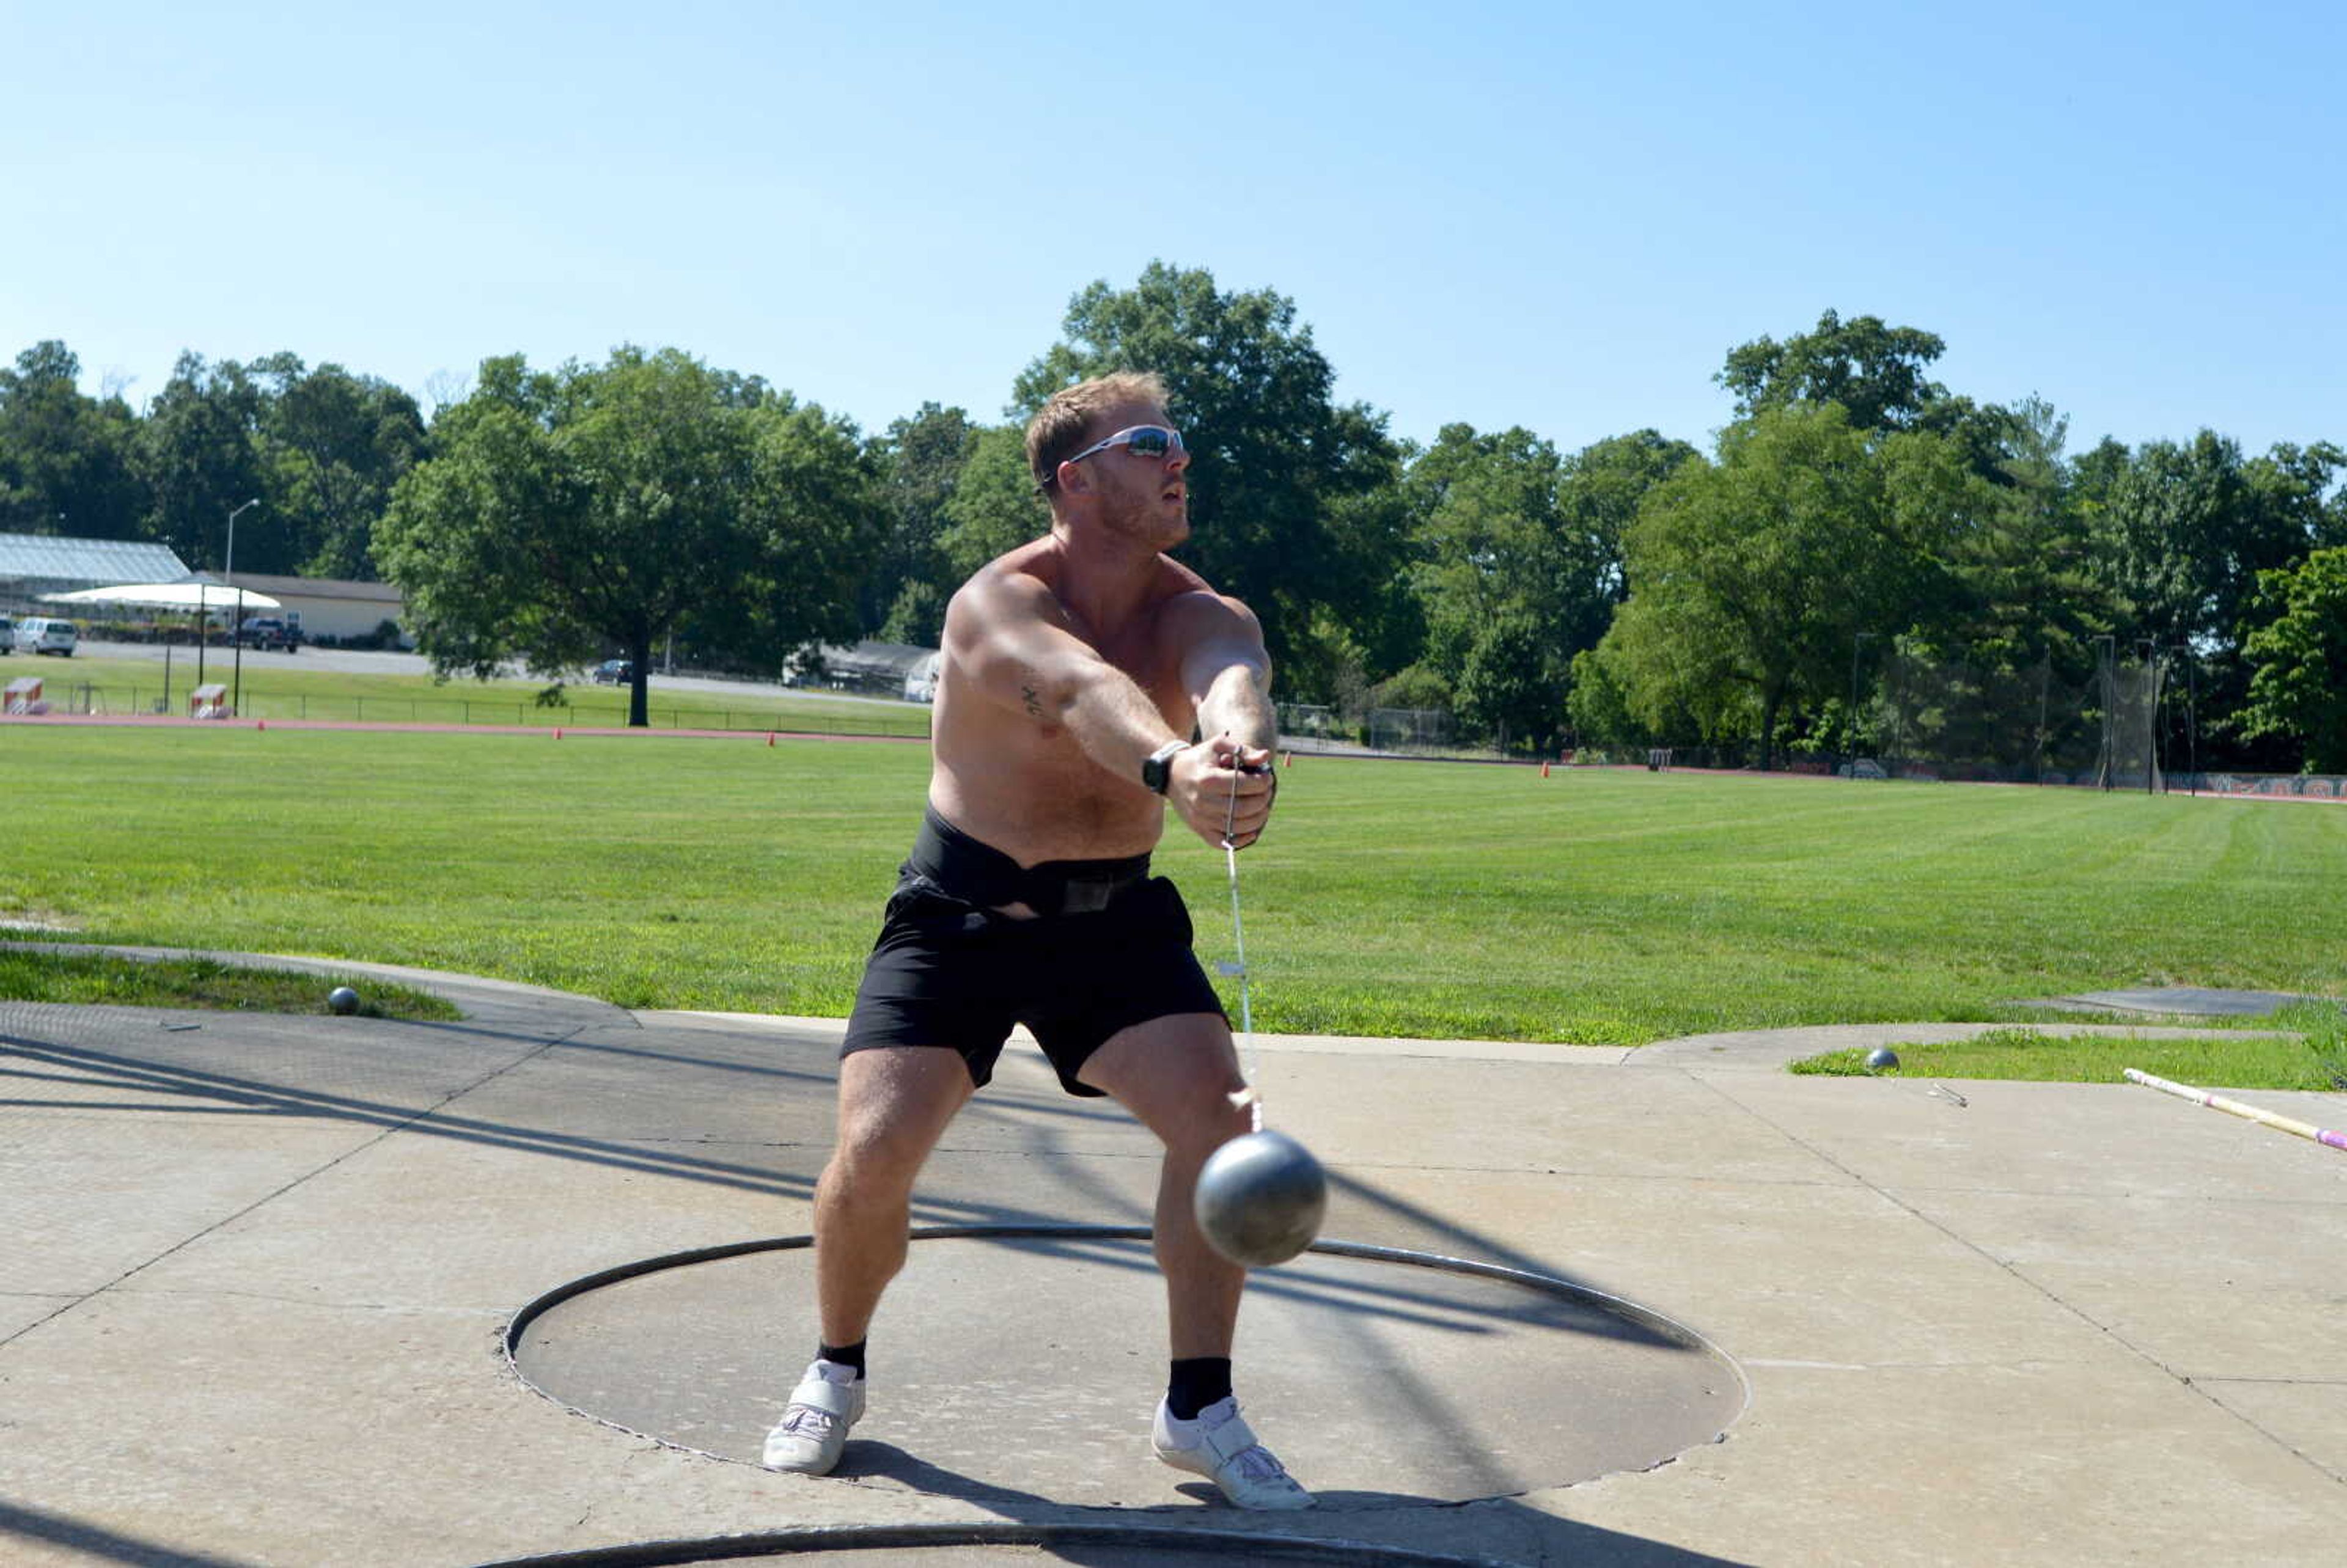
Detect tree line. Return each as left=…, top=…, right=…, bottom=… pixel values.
left=5, top=263, right=2341, bottom=766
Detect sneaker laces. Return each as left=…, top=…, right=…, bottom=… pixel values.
left=1229, top=1443, right=1289, bottom=1482
left=1189, top=1412, right=1288, bottom=1484
left=777, top=1404, right=839, bottom=1438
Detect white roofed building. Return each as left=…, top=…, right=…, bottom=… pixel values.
left=0, top=533, right=192, bottom=609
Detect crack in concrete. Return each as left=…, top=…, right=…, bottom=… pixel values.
left=1821, top=1182, right=2347, bottom=1207
left=114, top=1286, right=507, bottom=1316
left=0, top=1025, right=589, bottom=1352
left=1685, top=1068, right=2347, bottom=1490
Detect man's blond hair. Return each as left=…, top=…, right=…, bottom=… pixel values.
left=1026, top=370, right=1171, bottom=494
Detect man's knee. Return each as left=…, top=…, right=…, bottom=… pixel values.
left=1081, top=1015, right=1251, bottom=1150
left=1180, top=1080, right=1255, bottom=1154
left=829, top=1047, right=971, bottom=1187
left=828, top=1113, right=937, bottom=1192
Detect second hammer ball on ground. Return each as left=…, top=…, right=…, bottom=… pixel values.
left=1194, top=1129, right=1328, bottom=1267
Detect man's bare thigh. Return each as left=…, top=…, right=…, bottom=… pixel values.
left=1076, top=1013, right=1247, bottom=1141
left=835, top=1046, right=974, bottom=1168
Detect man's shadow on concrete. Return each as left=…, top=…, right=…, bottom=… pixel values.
left=833, top=1442, right=1755, bottom=1567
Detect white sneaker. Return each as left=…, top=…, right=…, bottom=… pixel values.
left=762, top=1359, right=865, bottom=1475
left=1151, top=1395, right=1314, bottom=1509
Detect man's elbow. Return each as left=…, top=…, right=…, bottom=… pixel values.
left=1204, top=660, right=1271, bottom=706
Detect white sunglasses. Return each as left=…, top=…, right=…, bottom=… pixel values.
left=1052, top=425, right=1186, bottom=482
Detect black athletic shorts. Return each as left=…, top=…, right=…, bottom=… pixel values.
left=840, top=808, right=1226, bottom=1096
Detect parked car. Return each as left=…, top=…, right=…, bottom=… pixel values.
left=238, top=615, right=301, bottom=652
left=592, top=659, right=634, bottom=686
left=14, top=617, right=77, bottom=656
left=0, top=614, right=12, bottom=654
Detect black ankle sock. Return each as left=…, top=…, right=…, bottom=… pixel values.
left=818, top=1339, right=867, bottom=1379
left=1167, top=1356, right=1232, bottom=1421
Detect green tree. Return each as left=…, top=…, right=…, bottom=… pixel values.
left=1313, top=439, right=1420, bottom=694
left=2094, top=431, right=2260, bottom=646
left=134, top=353, right=270, bottom=568
left=134, top=351, right=427, bottom=579
left=2246, top=441, right=2345, bottom=555
left=1405, top=425, right=1563, bottom=673
left=1596, top=405, right=1952, bottom=768
left=937, top=423, right=1046, bottom=582
left=2241, top=548, right=2347, bottom=771
left=2090, top=433, right=2343, bottom=647
left=1376, top=425, right=1697, bottom=748
left=1400, top=423, right=1611, bottom=749
left=0, top=340, right=145, bottom=537
left=1560, top=430, right=1704, bottom=607
left=2088, top=433, right=2340, bottom=765
left=2070, top=435, right=2133, bottom=513
left=253, top=357, right=427, bottom=579
left=1012, top=262, right=1401, bottom=697
left=1565, top=642, right=1656, bottom=749
left=1914, top=395, right=2115, bottom=724
left=1718, top=310, right=1950, bottom=432
left=864, top=401, right=974, bottom=645
left=376, top=347, right=880, bottom=725
left=1453, top=612, right=1562, bottom=751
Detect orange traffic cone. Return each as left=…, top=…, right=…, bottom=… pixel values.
left=767, top=731, right=776, bottom=747
left=1540, top=760, right=1550, bottom=777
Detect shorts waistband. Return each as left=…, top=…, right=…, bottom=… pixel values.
left=908, top=805, right=1151, bottom=917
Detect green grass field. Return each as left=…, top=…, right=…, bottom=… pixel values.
left=12, top=651, right=932, bottom=737
left=6, top=724, right=2343, bottom=1047
left=0, top=949, right=459, bottom=1020
left=1793, top=1014, right=2347, bottom=1090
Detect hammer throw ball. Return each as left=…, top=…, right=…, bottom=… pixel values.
left=1194, top=1129, right=1328, bottom=1268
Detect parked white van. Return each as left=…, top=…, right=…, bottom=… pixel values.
left=15, top=617, right=78, bottom=656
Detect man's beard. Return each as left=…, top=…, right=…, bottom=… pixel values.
left=1103, top=485, right=1188, bottom=550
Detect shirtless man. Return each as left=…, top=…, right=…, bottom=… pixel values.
left=761, top=371, right=1307, bottom=1509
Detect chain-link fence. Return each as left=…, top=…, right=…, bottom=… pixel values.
left=1273, top=703, right=1466, bottom=756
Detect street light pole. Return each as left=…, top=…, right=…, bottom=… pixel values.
left=2094, top=634, right=2117, bottom=789
left=226, top=499, right=259, bottom=716
left=1848, top=632, right=1878, bottom=778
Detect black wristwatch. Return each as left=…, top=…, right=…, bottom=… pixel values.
left=1141, top=739, right=1189, bottom=794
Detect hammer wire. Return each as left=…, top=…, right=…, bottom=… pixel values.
left=1221, top=748, right=1265, bottom=1133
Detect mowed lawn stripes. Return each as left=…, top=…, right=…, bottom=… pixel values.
left=6, top=726, right=2342, bottom=1043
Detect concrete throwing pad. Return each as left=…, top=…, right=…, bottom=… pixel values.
left=509, top=1227, right=1746, bottom=1509
left=2026, top=986, right=2328, bottom=1017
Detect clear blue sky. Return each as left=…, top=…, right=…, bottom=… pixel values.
left=5, top=1, right=2340, bottom=460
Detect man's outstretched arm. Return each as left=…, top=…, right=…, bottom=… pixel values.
left=945, top=572, right=1272, bottom=847
left=1179, top=595, right=1277, bottom=848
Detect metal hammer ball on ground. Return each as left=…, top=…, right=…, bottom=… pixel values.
left=328, top=986, right=361, bottom=1016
